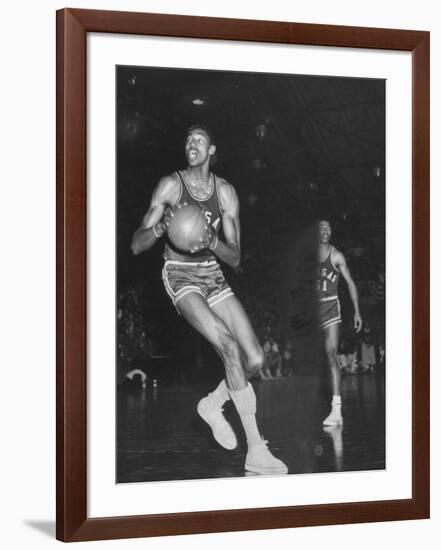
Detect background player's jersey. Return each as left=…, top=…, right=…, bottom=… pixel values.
left=317, top=246, right=340, bottom=300
left=164, top=170, right=223, bottom=263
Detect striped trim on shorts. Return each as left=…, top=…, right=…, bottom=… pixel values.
left=319, top=296, right=342, bottom=329
left=162, top=259, right=234, bottom=310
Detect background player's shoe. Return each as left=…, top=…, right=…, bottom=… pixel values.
left=197, top=396, right=237, bottom=450
left=245, top=439, right=288, bottom=475
left=322, top=408, right=343, bottom=426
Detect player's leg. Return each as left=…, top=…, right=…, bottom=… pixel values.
left=205, top=293, right=266, bottom=408
left=178, top=292, right=287, bottom=473
left=322, top=323, right=343, bottom=425
left=177, top=292, right=248, bottom=390
left=210, top=295, right=264, bottom=377
left=211, top=295, right=287, bottom=474
left=324, top=323, right=340, bottom=394
left=176, top=291, right=246, bottom=450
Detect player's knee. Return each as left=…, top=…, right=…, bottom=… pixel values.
left=217, top=331, right=241, bottom=369
left=247, top=346, right=265, bottom=374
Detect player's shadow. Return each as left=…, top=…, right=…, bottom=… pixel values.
left=23, top=520, right=55, bottom=538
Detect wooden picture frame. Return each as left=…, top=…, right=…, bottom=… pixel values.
left=56, top=8, right=429, bottom=542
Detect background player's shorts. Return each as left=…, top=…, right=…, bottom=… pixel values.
left=319, top=297, right=341, bottom=329
left=162, top=260, right=234, bottom=310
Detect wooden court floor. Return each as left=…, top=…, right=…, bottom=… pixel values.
left=117, top=372, right=385, bottom=483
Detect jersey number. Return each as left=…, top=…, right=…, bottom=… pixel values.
left=204, top=210, right=220, bottom=230
left=317, top=280, right=328, bottom=292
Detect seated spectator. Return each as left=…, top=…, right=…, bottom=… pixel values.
left=259, top=338, right=276, bottom=380
left=344, top=334, right=358, bottom=374
left=270, top=338, right=284, bottom=378
left=378, top=340, right=385, bottom=369
left=360, top=323, right=376, bottom=373
left=337, top=337, right=349, bottom=373
left=282, top=342, right=295, bottom=376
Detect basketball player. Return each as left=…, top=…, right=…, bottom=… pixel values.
left=317, top=220, right=362, bottom=425
left=131, top=125, right=287, bottom=475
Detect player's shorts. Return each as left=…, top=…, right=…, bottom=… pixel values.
left=319, top=296, right=342, bottom=329
left=162, top=259, right=234, bottom=310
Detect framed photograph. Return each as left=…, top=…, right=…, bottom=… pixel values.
left=56, top=8, right=429, bottom=542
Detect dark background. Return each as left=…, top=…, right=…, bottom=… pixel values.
left=116, top=65, right=385, bottom=386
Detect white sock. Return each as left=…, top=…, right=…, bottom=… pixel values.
left=229, top=383, right=261, bottom=447
left=209, top=379, right=230, bottom=406
left=331, top=395, right=342, bottom=412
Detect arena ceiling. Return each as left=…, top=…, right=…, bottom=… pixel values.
left=117, top=65, right=385, bottom=237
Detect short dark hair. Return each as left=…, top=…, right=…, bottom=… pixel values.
left=186, top=124, right=216, bottom=146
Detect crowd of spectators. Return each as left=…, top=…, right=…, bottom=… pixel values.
left=117, top=231, right=385, bottom=385
left=335, top=236, right=385, bottom=375
left=117, top=288, right=152, bottom=381
left=234, top=233, right=386, bottom=380
left=337, top=316, right=385, bottom=374
left=229, top=243, right=297, bottom=380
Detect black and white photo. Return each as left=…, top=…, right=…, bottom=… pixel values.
left=116, top=66, right=386, bottom=483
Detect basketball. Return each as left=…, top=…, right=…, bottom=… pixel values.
left=167, top=204, right=207, bottom=251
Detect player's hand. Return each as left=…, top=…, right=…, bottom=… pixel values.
left=354, top=313, right=363, bottom=333
left=162, top=206, right=175, bottom=228
left=189, top=225, right=215, bottom=254
left=153, top=207, right=175, bottom=237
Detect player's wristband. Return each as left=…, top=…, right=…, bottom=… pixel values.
left=152, top=224, right=162, bottom=239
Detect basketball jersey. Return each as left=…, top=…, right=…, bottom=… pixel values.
left=317, top=246, right=340, bottom=300
left=164, top=170, right=223, bottom=262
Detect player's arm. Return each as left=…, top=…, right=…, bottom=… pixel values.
left=193, top=180, right=241, bottom=268
left=334, top=250, right=363, bottom=332
left=131, top=176, right=177, bottom=255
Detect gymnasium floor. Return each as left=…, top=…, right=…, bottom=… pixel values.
left=117, top=371, right=385, bottom=483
